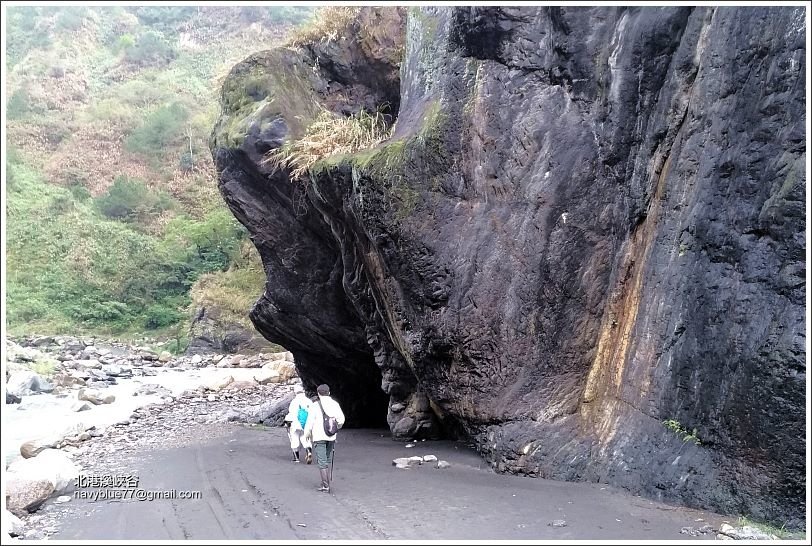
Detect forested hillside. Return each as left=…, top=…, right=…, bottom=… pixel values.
left=5, top=6, right=314, bottom=350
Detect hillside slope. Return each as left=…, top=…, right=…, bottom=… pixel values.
left=5, top=6, right=311, bottom=350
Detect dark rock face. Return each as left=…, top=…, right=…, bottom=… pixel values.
left=186, top=305, right=281, bottom=355
left=211, top=7, right=806, bottom=527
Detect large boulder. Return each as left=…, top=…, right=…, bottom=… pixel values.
left=186, top=305, right=283, bottom=355
left=260, top=393, right=296, bottom=426
left=6, top=449, right=79, bottom=515
left=5, top=479, right=54, bottom=516
left=6, top=370, right=52, bottom=396
left=77, top=388, right=103, bottom=405
left=6, top=390, right=21, bottom=404
left=4, top=511, right=25, bottom=536
left=253, top=369, right=280, bottom=385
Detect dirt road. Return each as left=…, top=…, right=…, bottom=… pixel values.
left=47, top=426, right=728, bottom=540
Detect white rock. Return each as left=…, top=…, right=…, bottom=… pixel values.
left=5, top=511, right=24, bottom=536
left=266, top=352, right=287, bottom=361
left=6, top=450, right=79, bottom=515
left=5, top=479, right=54, bottom=517
left=72, top=359, right=102, bottom=370
left=78, top=388, right=103, bottom=405
left=191, top=354, right=202, bottom=365
left=158, top=351, right=173, bottom=362
left=20, top=440, right=49, bottom=459
left=206, top=375, right=234, bottom=392
left=207, top=394, right=216, bottom=402
left=20, top=423, right=87, bottom=456
left=436, top=460, right=451, bottom=469
left=100, top=364, right=121, bottom=376
left=7, top=370, right=44, bottom=396
left=423, top=455, right=438, bottom=462
left=53, top=495, right=71, bottom=504
left=407, top=456, right=423, bottom=465
left=392, top=457, right=413, bottom=469
left=261, top=361, right=296, bottom=381
left=216, top=357, right=231, bottom=368
left=254, top=369, right=281, bottom=385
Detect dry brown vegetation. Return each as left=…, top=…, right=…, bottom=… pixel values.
left=285, top=6, right=360, bottom=48
left=264, top=108, right=391, bottom=179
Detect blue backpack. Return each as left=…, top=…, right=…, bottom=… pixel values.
left=297, top=404, right=308, bottom=428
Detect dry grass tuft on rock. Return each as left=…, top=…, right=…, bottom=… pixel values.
left=285, top=6, right=360, bottom=48
left=264, top=108, right=390, bottom=179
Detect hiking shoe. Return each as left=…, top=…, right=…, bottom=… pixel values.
left=305, top=452, right=312, bottom=464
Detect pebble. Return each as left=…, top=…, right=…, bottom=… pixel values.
left=549, top=520, right=567, bottom=528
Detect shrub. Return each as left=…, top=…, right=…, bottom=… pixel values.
left=55, top=8, right=86, bottom=31
left=179, top=150, right=196, bottom=172
left=125, top=102, right=189, bottom=156
left=83, top=98, right=137, bottom=128
left=663, top=419, right=702, bottom=445
left=134, top=6, right=197, bottom=30
left=161, top=209, right=244, bottom=272
left=5, top=7, right=51, bottom=68
left=115, top=80, right=170, bottom=108
left=70, top=184, right=91, bottom=201
left=95, top=176, right=173, bottom=221
left=113, top=33, right=135, bottom=53
left=7, top=88, right=31, bottom=120
left=144, top=304, right=184, bottom=329
left=123, top=31, right=177, bottom=66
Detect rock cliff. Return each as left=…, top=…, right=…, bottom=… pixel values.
left=211, top=7, right=806, bottom=527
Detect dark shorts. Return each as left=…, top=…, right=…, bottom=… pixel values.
left=313, top=440, right=334, bottom=469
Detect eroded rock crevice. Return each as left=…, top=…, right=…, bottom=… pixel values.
left=212, top=6, right=806, bottom=528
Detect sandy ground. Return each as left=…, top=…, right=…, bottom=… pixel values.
left=42, top=426, right=732, bottom=540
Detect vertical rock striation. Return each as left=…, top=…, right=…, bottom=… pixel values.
left=211, top=7, right=806, bottom=526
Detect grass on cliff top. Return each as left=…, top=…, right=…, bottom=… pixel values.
left=285, top=6, right=359, bottom=47
left=264, top=108, right=391, bottom=179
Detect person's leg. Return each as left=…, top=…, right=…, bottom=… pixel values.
left=324, top=441, right=334, bottom=492
left=290, top=429, right=304, bottom=463
left=290, top=429, right=300, bottom=462
left=301, top=432, right=312, bottom=464
left=313, top=441, right=329, bottom=491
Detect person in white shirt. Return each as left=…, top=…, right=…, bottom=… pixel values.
left=304, top=384, right=346, bottom=493
left=284, top=385, right=312, bottom=464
